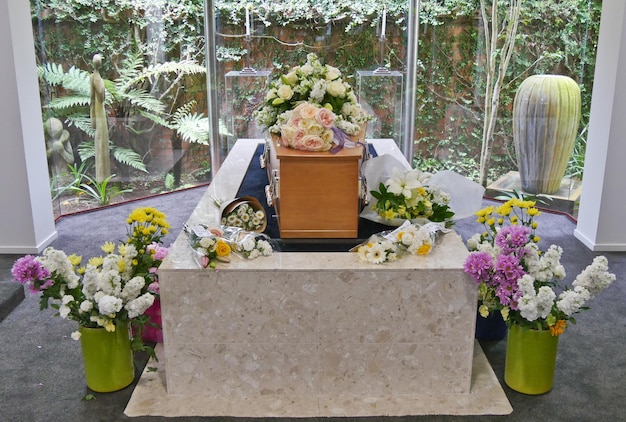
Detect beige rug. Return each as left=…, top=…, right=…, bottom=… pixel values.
left=124, top=341, right=512, bottom=417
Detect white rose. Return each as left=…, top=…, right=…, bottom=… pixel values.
left=326, top=80, right=346, bottom=97
left=325, top=65, right=341, bottom=81
left=277, top=85, right=294, bottom=100
left=284, top=71, right=298, bottom=85
left=265, top=88, right=277, bottom=101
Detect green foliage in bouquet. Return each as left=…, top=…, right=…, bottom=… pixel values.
left=369, top=168, right=455, bottom=224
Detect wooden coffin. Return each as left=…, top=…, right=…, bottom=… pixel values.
left=264, top=135, right=364, bottom=238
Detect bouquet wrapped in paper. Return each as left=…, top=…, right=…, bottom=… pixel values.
left=360, top=154, right=484, bottom=227
left=351, top=220, right=449, bottom=264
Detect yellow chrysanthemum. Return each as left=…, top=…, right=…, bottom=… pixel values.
left=77, top=266, right=86, bottom=275
left=496, top=204, right=512, bottom=216
left=68, top=254, right=82, bottom=266
left=486, top=217, right=495, bottom=226
left=526, top=207, right=541, bottom=217
left=533, top=236, right=541, bottom=243
left=117, top=258, right=126, bottom=273
left=88, top=256, right=104, bottom=267
left=101, top=241, right=116, bottom=254
left=384, top=210, right=396, bottom=220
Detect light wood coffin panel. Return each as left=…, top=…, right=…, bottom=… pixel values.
left=266, top=135, right=364, bottom=238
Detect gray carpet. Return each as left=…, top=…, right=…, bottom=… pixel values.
left=1, top=186, right=625, bottom=421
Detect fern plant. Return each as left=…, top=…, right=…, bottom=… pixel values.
left=38, top=49, right=208, bottom=174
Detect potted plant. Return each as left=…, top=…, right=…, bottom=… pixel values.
left=10, top=207, right=171, bottom=392
left=464, top=199, right=615, bottom=394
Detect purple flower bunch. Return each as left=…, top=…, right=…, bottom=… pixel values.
left=465, top=225, right=531, bottom=310
left=464, top=199, right=615, bottom=335
left=11, top=255, right=52, bottom=293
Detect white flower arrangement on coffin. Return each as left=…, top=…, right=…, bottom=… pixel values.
left=254, top=53, right=369, bottom=144
left=360, top=154, right=485, bottom=227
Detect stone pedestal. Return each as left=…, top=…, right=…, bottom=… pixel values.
left=158, top=138, right=478, bottom=404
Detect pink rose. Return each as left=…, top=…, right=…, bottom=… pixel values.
left=316, top=108, right=336, bottom=128
left=300, top=134, right=326, bottom=151
left=296, top=103, right=319, bottom=120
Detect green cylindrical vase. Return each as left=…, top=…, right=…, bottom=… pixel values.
left=79, top=321, right=134, bottom=392
left=504, top=323, right=559, bottom=395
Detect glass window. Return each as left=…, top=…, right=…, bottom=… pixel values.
left=32, top=0, right=600, bottom=219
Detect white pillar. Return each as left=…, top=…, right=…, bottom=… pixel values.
left=574, top=1, right=626, bottom=251
left=0, top=0, right=57, bottom=254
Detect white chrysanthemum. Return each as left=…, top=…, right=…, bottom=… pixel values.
left=247, top=249, right=260, bottom=259
left=71, top=331, right=81, bottom=341
left=97, top=295, right=123, bottom=315
left=125, top=293, right=155, bottom=319
left=120, top=276, right=146, bottom=301
left=61, top=294, right=74, bottom=305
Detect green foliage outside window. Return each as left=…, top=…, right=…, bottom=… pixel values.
left=32, top=0, right=601, bottom=216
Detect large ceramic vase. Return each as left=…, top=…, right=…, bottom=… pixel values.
left=504, top=323, right=559, bottom=395
left=79, top=321, right=134, bottom=392
left=513, top=75, right=581, bottom=195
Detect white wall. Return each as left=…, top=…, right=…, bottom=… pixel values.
left=0, top=0, right=622, bottom=253
left=0, top=0, right=57, bottom=254
left=574, top=1, right=626, bottom=251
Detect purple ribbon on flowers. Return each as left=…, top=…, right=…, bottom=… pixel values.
left=329, top=126, right=366, bottom=154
